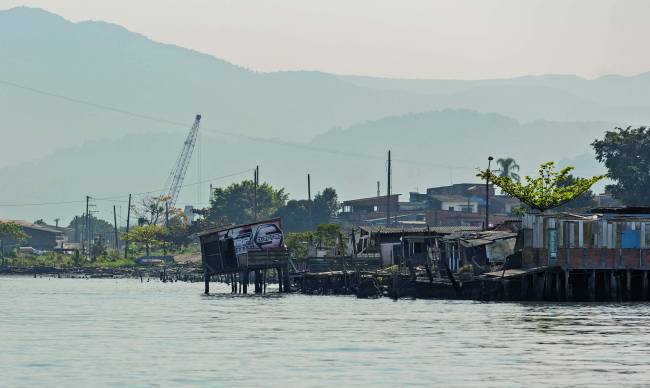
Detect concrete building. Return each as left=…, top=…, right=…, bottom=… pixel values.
left=0, top=220, right=66, bottom=254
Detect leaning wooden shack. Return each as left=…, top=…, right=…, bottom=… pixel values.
left=198, top=218, right=291, bottom=294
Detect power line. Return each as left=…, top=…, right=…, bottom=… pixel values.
left=0, top=168, right=254, bottom=207
left=0, top=79, right=476, bottom=171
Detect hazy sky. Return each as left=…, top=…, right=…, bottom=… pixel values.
left=3, top=0, right=650, bottom=79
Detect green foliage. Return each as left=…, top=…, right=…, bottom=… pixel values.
left=208, top=180, right=288, bottom=225
left=283, top=224, right=346, bottom=259
left=5, top=251, right=136, bottom=268
left=68, top=214, right=115, bottom=245
left=284, top=231, right=314, bottom=259
left=274, top=200, right=311, bottom=232
left=555, top=174, right=597, bottom=212
left=313, top=188, right=340, bottom=223
left=592, top=126, right=650, bottom=206
left=477, top=161, right=604, bottom=212
left=0, top=221, right=28, bottom=241
left=122, top=224, right=169, bottom=256
left=496, top=157, right=521, bottom=182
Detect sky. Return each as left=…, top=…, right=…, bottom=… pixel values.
left=2, top=0, right=650, bottom=79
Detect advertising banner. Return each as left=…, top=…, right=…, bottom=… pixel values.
left=216, top=218, right=284, bottom=255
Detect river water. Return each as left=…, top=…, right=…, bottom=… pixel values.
left=1, top=276, right=650, bottom=387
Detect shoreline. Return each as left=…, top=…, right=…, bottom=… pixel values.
left=0, top=264, right=204, bottom=282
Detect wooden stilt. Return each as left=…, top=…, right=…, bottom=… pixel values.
left=626, top=270, right=632, bottom=301
left=520, top=275, right=527, bottom=300
left=565, top=270, right=571, bottom=301
left=589, top=270, right=596, bottom=302
left=555, top=272, right=561, bottom=301
left=610, top=272, right=616, bottom=301
left=263, top=269, right=267, bottom=294
left=204, top=273, right=210, bottom=294
left=278, top=267, right=283, bottom=293
left=282, top=265, right=291, bottom=292
left=243, top=270, right=248, bottom=294
left=643, top=271, right=648, bottom=301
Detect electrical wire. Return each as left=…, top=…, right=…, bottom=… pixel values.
left=0, top=79, right=476, bottom=170
left=0, top=168, right=254, bottom=207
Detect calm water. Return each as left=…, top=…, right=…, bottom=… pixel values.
left=1, top=277, right=650, bottom=387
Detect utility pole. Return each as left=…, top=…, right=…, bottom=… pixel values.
left=377, top=181, right=380, bottom=197
left=307, top=173, right=312, bottom=228
left=386, top=150, right=391, bottom=227
left=485, top=156, right=494, bottom=231
left=74, top=216, right=79, bottom=243
left=253, top=165, right=259, bottom=222
left=165, top=201, right=169, bottom=228
left=85, top=196, right=90, bottom=258
left=113, top=205, right=119, bottom=250
left=124, top=194, right=132, bottom=259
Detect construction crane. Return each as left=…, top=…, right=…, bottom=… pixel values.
left=163, top=114, right=202, bottom=209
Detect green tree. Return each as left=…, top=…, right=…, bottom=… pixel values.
left=555, top=174, right=597, bottom=212
left=207, top=180, right=288, bottom=225
left=68, top=214, right=115, bottom=245
left=121, top=224, right=169, bottom=256
left=283, top=224, right=346, bottom=259
left=284, top=231, right=315, bottom=259
left=315, top=223, right=345, bottom=251
left=592, top=126, right=650, bottom=205
left=496, top=157, right=521, bottom=182
left=274, top=199, right=311, bottom=232
left=477, top=161, right=604, bottom=212
left=0, top=221, right=28, bottom=263
left=312, top=187, right=340, bottom=225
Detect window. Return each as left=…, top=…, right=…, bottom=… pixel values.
left=449, top=206, right=455, bottom=212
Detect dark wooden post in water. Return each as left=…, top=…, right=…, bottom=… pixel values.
left=564, top=270, right=572, bottom=301
left=626, top=270, right=632, bottom=301
left=242, top=270, right=248, bottom=294
left=643, top=271, right=648, bottom=301
left=283, top=263, right=291, bottom=292
left=277, top=267, right=283, bottom=293
left=588, top=270, right=596, bottom=302
left=204, top=273, right=210, bottom=294
left=610, top=272, right=618, bottom=301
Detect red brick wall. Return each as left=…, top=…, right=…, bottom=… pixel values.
left=525, top=247, right=650, bottom=269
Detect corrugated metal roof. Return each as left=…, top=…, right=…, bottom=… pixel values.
left=0, top=219, right=63, bottom=234
left=359, top=225, right=482, bottom=235
left=443, top=230, right=518, bottom=247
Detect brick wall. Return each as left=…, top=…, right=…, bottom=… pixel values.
left=524, top=247, right=650, bottom=269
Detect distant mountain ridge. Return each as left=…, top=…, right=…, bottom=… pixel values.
left=0, top=108, right=609, bottom=221
left=0, top=6, right=636, bottom=221
left=1, top=6, right=649, bottom=168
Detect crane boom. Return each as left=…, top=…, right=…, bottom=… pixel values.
left=164, top=114, right=202, bottom=209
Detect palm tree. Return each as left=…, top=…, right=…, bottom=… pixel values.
left=496, top=157, right=520, bottom=182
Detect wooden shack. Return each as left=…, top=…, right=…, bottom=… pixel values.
left=521, top=207, right=650, bottom=301
left=198, top=218, right=291, bottom=294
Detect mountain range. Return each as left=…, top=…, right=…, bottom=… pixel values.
left=0, top=6, right=639, bottom=222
